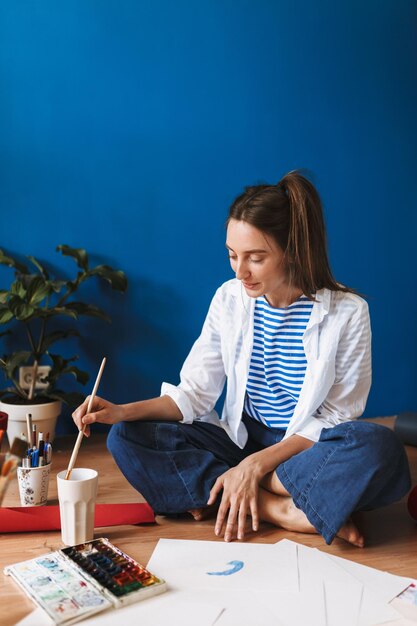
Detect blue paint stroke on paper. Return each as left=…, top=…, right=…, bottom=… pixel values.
left=206, top=560, right=244, bottom=576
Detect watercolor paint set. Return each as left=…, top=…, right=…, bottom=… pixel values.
left=4, top=538, right=167, bottom=625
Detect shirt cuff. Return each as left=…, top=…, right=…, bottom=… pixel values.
left=288, top=419, right=325, bottom=443
left=160, top=382, right=194, bottom=424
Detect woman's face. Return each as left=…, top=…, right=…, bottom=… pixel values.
left=226, top=218, right=291, bottom=306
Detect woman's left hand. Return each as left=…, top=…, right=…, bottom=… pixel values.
left=207, top=457, right=264, bottom=542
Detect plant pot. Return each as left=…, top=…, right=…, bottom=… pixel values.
left=0, top=399, right=62, bottom=447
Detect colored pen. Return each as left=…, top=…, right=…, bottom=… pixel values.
left=31, top=445, right=39, bottom=468
left=45, top=433, right=52, bottom=465
left=22, top=453, right=32, bottom=468
left=38, top=433, right=45, bottom=466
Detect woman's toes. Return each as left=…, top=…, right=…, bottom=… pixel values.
left=187, top=504, right=219, bottom=521
left=337, top=519, right=364, bottom=547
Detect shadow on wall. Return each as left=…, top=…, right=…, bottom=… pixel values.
left=56, top=276, right=188, bottom=435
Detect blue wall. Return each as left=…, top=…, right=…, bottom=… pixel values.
left=1, top=1, right=416, bottom=434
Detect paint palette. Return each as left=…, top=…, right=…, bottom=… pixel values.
left=4, top=538, right=167, bottom=625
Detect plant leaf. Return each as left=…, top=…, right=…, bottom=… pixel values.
left=45, top=390, right=86, bottom=408
left=27, top=255, right=49, bottom=279
left=0, top=249, right=29, bottom=274
left=50, top=280, right=67, bottom=293
left=47, top=353, right=66, bottom=372
left=88, top=265, right=128, bottom=292
left=26, top=276, right=51, bottom=305
left=47, top=354, right=89, bottom=386
left=8, top=296, right=36, bottom=321
left=40, top=329, right=80, bottom=352
left=10, top=280, right=27, bottom=298
left=0, top=306, right=13, bottom=324
left=47, top=353, right=79, bottom=371
left=61, top=365, right=89, bottom=385
left=0, top=351, right=31, bottom=379
left=57, top=245, right=89, bottom=270
left=63, top=302, right=110, bottom=322
left=41, top=306, right=79, bottom=320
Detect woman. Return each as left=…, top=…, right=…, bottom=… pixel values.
left=73, top=171, right=411, bottom=546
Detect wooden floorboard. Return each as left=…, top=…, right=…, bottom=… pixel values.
left=0, top=417, right=416, bottom=625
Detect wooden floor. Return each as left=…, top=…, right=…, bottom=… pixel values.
left=0, top=417, right=416, bottom=626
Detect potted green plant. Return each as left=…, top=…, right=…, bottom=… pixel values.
left=0, top=245, right=127, bottom=445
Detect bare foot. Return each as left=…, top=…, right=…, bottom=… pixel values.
left=258, top=488, right=364, bottom=547
left=258, top=488, right=317, bottom=533
left=188, top=508, right=205, bottom=521
left=336, top=519, right=364, bottom=548
left=188, top=504, right=218, bottom=521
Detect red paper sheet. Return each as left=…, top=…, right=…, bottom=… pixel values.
left=0, top=502, right=154, bottom=533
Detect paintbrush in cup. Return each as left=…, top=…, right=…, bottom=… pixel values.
left=0, top=456, right=20, bottom=504
left=9, top=436, right=29, bottom=459
left=65, top=357, right=106, bottom=480
left=26, top=412, right=33, bottom=447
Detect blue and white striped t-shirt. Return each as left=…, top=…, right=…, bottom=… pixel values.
left=244, top=294, right=314, bottom=430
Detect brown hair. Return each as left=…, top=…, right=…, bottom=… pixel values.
left=227, top=170, right=358, bottom=300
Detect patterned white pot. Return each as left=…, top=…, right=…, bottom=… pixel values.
left=17, top=464, right=52, bottom=506
left=0, top=399, right=61, bottom=447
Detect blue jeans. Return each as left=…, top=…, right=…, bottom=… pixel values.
left=107, top=414, right=411, bottom=544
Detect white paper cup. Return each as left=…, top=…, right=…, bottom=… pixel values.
left=17, top=464, right=51, bottom=506
left=57, top=468, right=98, bottom=545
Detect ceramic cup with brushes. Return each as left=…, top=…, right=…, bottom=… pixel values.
left=16, top=431, right=52, bottom=506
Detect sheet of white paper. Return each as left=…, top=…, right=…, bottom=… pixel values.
left=256, top=588, right=326, bottom=626
left=276, top=540, right=401, bottom=626
left=313, top=548, right=401, bottom=626
left=81, top=590, right=223, bottom=626
left=297, top=543, right=365, bottom=625
left=328, top=553, right=412, bottom=603
left=236, top=540, right=325, bottom=626
left=389, top=597, right=417, bottom=624
left=213, top=606, right=277, bottom=626
left=324, top=580, right=363, bottom=626
left=15, top=591, right=224, bottom=626
left=147, top=538, right=298, bottom=593
left=209, top=590, right=284, bottom=626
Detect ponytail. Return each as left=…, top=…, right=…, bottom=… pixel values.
left=227, top=170, right=359, bottom=299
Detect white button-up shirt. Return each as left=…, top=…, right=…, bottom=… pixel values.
left=161, top=279, right=372, bottom=448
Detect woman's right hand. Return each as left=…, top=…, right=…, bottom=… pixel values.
left=72, top=395, right=125, bottom=437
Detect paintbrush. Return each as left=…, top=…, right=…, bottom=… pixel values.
left=65, top=357, right=106, bottom=480
left=26, top=412, right=33, bottom=447
left=9, top=436, right=30, bottom=459
left=0, top=451, right=20, bottom=505
left=0, top=435, right=40, bottom=505
left=0, top=454, right=19, bottom=477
